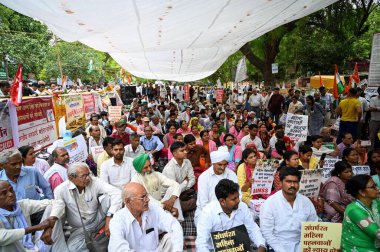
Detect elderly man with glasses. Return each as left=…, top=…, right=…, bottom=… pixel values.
left=108, top=182, right=183, bottom=252
left=40, top=162, right=122, bottom=251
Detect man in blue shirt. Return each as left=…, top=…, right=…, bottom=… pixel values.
left=140, top=126, right=164, bottom=163
left=0, top=149, right=53, bottom=225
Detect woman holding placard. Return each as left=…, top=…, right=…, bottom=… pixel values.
left=309, top=135, right=339, bottom=159
left=341, top=174, right=380, bottom=251
left=342, top=147, right=359, bottom=167
left=320, top=161, right=354, bottom=222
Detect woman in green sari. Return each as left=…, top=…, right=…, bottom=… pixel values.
left=342, top=174, right=380, bottom=251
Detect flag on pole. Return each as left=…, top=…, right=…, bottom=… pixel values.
left=61, top=75, right=67, bottom=91
left=10, top=64, right=23, bottom=106
left=87, top=59, right=93, bottom=73
left=333, top=65, right=344, bottom=99
left=345, top=63, right=360, bottom=94
left=319, top=72, right=324, bottom=87
left=235, top=57, right=248, bottom=84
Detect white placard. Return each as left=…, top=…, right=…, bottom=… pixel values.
left=251, top=160, right=277, bottom=195
left=352, top=165, right=371, bottom=175
left=108, top=106, right=122, bottom=122
left=272, top=63, right=278, bottom=74
left=321, top=158, right=341, bottom=183
left=64, top=135, right=88, bottom=163
left=284, top=113, right=308, bottom=141
left=299, top=169, right=322, bottom=198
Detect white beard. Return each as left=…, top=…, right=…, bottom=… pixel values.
left=142, top=171, right=161, bottom=200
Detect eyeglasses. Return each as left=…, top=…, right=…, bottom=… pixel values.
left=131, top=194, right=150, bottom=202
left=76, top=173, right=91, bottom=180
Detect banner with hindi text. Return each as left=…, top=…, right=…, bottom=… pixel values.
left=0, top=100, right=14, bottom=151
left=284, top=113, right=308, bottom=141
left=65, top=94, right=85, bottom=131
left=299, top=169, right=322, bottom=198
left=82, top=93, right=96, bottom=120
left=251, top=159, right=277, bottom=195
left=301, top=222, right=342, bottom=251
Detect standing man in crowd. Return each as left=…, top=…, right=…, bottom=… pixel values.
left=249, top=88, right=263, bottom=119
left=268, top=87, right=285, bottom=125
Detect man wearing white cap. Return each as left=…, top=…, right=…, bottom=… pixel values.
left=194, top=150, right=238, bottom=225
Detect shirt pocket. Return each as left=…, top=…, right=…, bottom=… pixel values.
left=142, top=228, right=158, bottom=250
left=24, top=184, right=37, bottom=199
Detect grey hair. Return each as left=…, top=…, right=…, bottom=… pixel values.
left=0, top=149, right=21, bottom=164
left=122, top=184, right=136, bottom=204
left=52, top=147, right=67, bottom=159
left=319, top=127, right=330, bottom=134
left=67, top=162, right=90, bottom=178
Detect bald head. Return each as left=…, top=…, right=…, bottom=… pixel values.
left=122, top=182, right=146, bottom=203
left=0, top=180, right=16, bottom=209
left=122, top=182, right=150, bottom=214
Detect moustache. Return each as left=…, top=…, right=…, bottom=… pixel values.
left=288, top=187, right=296, bottom=190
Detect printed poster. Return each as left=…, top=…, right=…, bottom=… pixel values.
left=352, top=165, right=371, bottom=175
left=108, top=106, right=122, bottom=122
left=65, top=94, right=85, bottom=131
left=216, top=89, right=224, bottom=103
left=321, top=159, right=341, bottom=183
left=0, top=100, right=14, bottom=151
left=184, top=85, right=190, bottom=101
left=17, top=97, right=57, bottom=152
left=301, top=222, right=342, bottom=251
left=64, top=135, right=88, bottom=163
left=82, top=93, right=95, bottom=120
left=211, top=225, right=250, bottom=252
left=284, top=113, right=308, bottom=141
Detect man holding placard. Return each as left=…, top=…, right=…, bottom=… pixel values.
left=196, top=179, right=266, bottom=252
left=260, top=168, right=318, bottom=252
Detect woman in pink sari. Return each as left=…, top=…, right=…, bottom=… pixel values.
left=209, top=123, right=225, bottom=147
left=162, top=124, right=177, bottom=158
left=236, top=122, right=249, bottom=144
left=229, top=119, right=243, bottom=139
left=197, top=130, right=217, bottom=155
left=176, top=120, right=191, bottom=135
left=218, top=133, right=242, bottom=172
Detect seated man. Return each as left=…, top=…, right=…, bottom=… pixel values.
left=260, top=168, right=318, bottom=252
left=140, top=126, right=164, bottom=162
left=184, top=134, right=211, bottom=182
left=0, top=181, right=64, bottom=252
left=97, top=137, right=114, bottom=176
left=108, top=183, right=183, bottom=252
left=41, top=163, right=122, bottom=252
left=100, top=139, right=135, bottom=190
left=163, top=141, right=196, bottom=212
left=85, top=113, right=107, bottom=138
left=195, top=150, right=238, bottom=225
left=196, top=179, right=266, bottom=252
left=124, top=133, right=145, bottom=159
left=43, top=147, right=70, bottom=192
left=110, top=120, right=130, bottom=146
left=137, top=117, right=161, bottom=136
left=131, top=153, right=183, bottom=220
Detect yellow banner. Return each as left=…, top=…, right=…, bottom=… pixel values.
left=301, top=222, right=342, bottom=252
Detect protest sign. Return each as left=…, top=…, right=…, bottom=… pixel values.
left=64, top=134, right=88, bottom=163
left=284, top=113, right=308, bottom=141
left=17, top=98, right=57, bottom=152
left=65, top=94, right=85, bottom=131
left=211, top=225, right=250, bottom=252
left=184, top=85, right=190, bottom=101
left=92, top=92, right=105, bottom=113
left=301, top=222, right=342, bottom=251
left=0, top=100, right=14, bottom=151
left=90, top=146, right=104, bottom=162
left=251, top=160, right=277, bottom=195
left=108, top=106, right=122, bottom=122
left=352, top=165, right=371, bottom=175
left=100, top=92, right=111, bottom=108
left=321, top=159, right=341, bottom=183
left=216, top=88, right=224, bottom=103
left=299, top=169, right=322, bottom=198
left=82, top=93, right=96, bottom=120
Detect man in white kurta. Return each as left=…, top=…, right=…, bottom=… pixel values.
left=100, top=140, right=135, bottom=190
left=194, top=150, right=238, bottom=225
left=108, top=183, right=183, bottom=252
left=260, top=167, right=318, bottom=252
left=196, top=179, right=266, bottom=252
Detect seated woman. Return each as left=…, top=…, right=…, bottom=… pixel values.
left=209, top=123, right=225, bottom=147
left=229, top=119, right=243, bottom=140
left=354, top=140, right=368, bottom=165
left=320, top=161, right=354, bottom=222
left=191, top=125, right=201, bottom=142
left=245, top=142, right=266, bottom=159
left=236, top=149, right=257, bottom=205
left=196, top=130, right=217, bottom=155
left=162, top=124, right=178, bottom=158
left=341, top=174, right=380, bottom=251
left=218, top=134, right=242, bottom=172
left=236, top=122, right=249, bottom=144
left=176, top=120, right=191, bottom=135
left=271, top=140, right=287, bottom=159
left=342, top=147, right=359, bottom=167
left=258, top=123, right=271, bottom=154
left=167, top=133, right=184, bottom=160
left=298, top=145, right=320, bottom=170
left=18, top=145, right=50, bottom=175
left=368, top=150, right=380, bottom=176
left=273, top=150, right=302, bottom=192
left=189, top=117, right=203, bottom=132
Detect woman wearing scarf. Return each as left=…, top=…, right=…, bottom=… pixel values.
left=237, top=123, right=249, bottom=144
left=209, top=123, right=225, bottom=147
left=354, top=140, right=368, bottom=165
left=188, top=117, right=203, bottom=132
left=162, top=124, right=178, bottom=158
left=218, top=134, right=242, bottom=172
left=236, top=149, right=257, bottom=205
left=258, top=123, right=271, bottom=153
left=196, top=130, right=217, bottom=155
left=0, top=181, right=61, bottom=251
left=229, top=119, right=243, bottom=139
left=295, top=95, right=325, bottom=135
left=176, top=120, right=191, bottom=135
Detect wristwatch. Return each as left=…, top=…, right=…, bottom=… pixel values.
left=106, top=213, right=114, bottom=218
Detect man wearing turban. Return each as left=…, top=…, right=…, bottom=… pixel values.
left=194, top=150, right=238, bottom=225
left=131, top=153, right=183, bottom=220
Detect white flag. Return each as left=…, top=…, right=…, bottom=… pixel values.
left=235, top=57, right=248, bottom=84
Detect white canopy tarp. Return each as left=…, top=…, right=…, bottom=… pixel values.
left=0, top=0, right=337, bottom=81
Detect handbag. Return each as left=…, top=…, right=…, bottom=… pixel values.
left=73, top=191, right=109, bottom=252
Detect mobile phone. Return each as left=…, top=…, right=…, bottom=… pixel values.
left=320, top=153, right=327, bottom=161
left=361, top=140, right=371, bottom=147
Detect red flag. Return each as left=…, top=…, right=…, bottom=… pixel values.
left=126, top=75, right=131, bottom=84
left=10, top=64, right=23, bottom=106
left=319, top=72, right=324, bottom=87
left=352, top=62, right=360, bottom=83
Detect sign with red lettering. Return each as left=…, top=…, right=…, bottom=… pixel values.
left=0, top=100, right=14, bottom=151
left=65, top=94, right=85, bottom=131
left=184, top=85, right=190, bottom=101
left=251, top=159, right=277, bottom=195
left=216, top=88, right=224, bottom=103
left=17, top=97, right=57, bottom=152
left=82, top=93, right=95, bottom=120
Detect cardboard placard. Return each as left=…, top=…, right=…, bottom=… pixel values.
left=352, top=165, right=371, bottom=175
left=108, top=106, right=122, bottom=122
left=64, top=135, right=88, bottom=163
left=284, top=113, right=308, bottom=141
left=301, top=222, right=342, bottom=251
left=251, top=160, right=277, bottom=195
left=0, top=100, right=14, bottom=151
left=299, top=169, right=322, bottom=198
left=321, top=159, right=341, bottom=183
left=216, top=88, right=224, bottom=103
